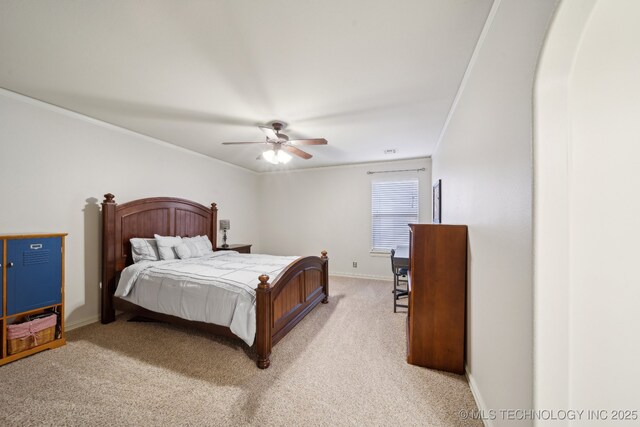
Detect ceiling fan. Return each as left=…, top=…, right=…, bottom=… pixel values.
left=222, top=122, right=327, bottom=164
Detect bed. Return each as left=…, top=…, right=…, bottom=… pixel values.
left=100, top=193, right=329, bottom=369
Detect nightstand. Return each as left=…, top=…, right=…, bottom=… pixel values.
left=216, top=244, right=252, bottom=254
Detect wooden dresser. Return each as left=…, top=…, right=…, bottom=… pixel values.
left=406, top=224, right=467, bottom=374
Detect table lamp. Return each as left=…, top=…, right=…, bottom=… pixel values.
left=219, top=219, right=230, bottom=248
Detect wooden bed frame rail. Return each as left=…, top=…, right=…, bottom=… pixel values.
left=100, top=194, right=328, bottom=369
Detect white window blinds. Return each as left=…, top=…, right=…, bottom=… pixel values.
left=371, top=180, right=419, bottom=252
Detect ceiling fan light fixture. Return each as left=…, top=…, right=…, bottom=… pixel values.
left=224, top=122, right=327, bottom=164
left=277, top=150, right=292, bottom=164
left=262, top=148, right=292, bottom=165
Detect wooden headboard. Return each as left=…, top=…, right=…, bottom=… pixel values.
left=101, top=193, right=218, bottom=323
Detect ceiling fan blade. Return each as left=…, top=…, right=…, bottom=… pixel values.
left=282, top=145, right=312, bottom=159
left=287, top=138, right=328, bottom=146
left=222, top=141, right=267, bottom=145
left=258, top=126, right=279, bottom=141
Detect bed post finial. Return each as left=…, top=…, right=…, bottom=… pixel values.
left=258, top=274, right=270, bottom=289
left=211, top=202, right=217, bottom=212
left=256, top=274, right=272, bottom=369
left=104, top=193, right=115, bottom=204
left=321, top=251, right=329, bottom=304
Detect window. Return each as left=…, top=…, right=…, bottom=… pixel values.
left=371, top=179, right=419, bottom=252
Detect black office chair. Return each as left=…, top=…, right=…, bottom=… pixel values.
left=390, top=249, right=408, bottom=313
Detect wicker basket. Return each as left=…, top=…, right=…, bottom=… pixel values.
left=7, top=314, right=57, bottom=355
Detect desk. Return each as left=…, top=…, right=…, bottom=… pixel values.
left=394, top=245, right=410, bottom=269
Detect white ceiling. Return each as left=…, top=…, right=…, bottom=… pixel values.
left=0, top=0, right=492, bottom=172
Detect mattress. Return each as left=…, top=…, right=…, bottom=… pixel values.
left=114, top=251, right=299, bottom=346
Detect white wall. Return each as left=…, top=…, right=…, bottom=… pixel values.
left=0, top=89, right=260, bottom=328
left=535, top=0, right=640, bottom=421
left=533, top=0, right=597, bottom=417
left=430, top=0, right=557, bottom=425
left=258, top=158, right=431, bottom=279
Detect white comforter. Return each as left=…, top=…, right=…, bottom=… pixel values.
left=115, top=251, right=299, bottom=346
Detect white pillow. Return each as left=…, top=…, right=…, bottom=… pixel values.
left=130, top=238, right=160, bottom=263
left=180, top=237, right=203, bottom=258
left=198, top=235, right=215, bottom=254
left=174, top=243, right=193, bottom=259
left=154, top=234, right=182, bottom=260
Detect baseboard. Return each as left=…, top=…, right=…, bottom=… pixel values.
left=65, top=315, right=99, bottom=331
left=465, top=364, right=493, bottom=427
left=330, top=272, right=391, bottom=281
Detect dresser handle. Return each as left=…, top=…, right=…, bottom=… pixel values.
left=7, top=262, right=14, bottom=268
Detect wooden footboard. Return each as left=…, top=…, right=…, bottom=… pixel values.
left=255, top=251, right=329, bottom=369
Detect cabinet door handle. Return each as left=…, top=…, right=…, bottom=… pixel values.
left=7, top=262, right=14, bottom=268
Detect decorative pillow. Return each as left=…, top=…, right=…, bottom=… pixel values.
left=154, top=234, right=182, bottom=260
left=180, top=237, right=204, bottom=258
left=174, top=243, right=193, bottom=259
left=197, top=235, right=215, bottom=254
left=130, top=238, right=160, bottom=263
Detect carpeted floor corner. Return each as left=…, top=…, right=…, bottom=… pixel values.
left=0, top=276, right=481, bottom=426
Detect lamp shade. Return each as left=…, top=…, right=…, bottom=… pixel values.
left=219, top=219, right=230, bottom=231
left=262, top=149, right=292, bottom=164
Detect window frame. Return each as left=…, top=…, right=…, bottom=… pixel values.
left=370, top=179, right=419, bottom=254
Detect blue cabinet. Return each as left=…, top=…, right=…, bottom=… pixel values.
left=6, top=237, right=62, bottom=315
left=0, top=242, right=3, bottom=317
left=1, top=233, right=66, bottom=365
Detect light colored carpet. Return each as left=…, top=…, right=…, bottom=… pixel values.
left=0, top=276, right=480, bottom=426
